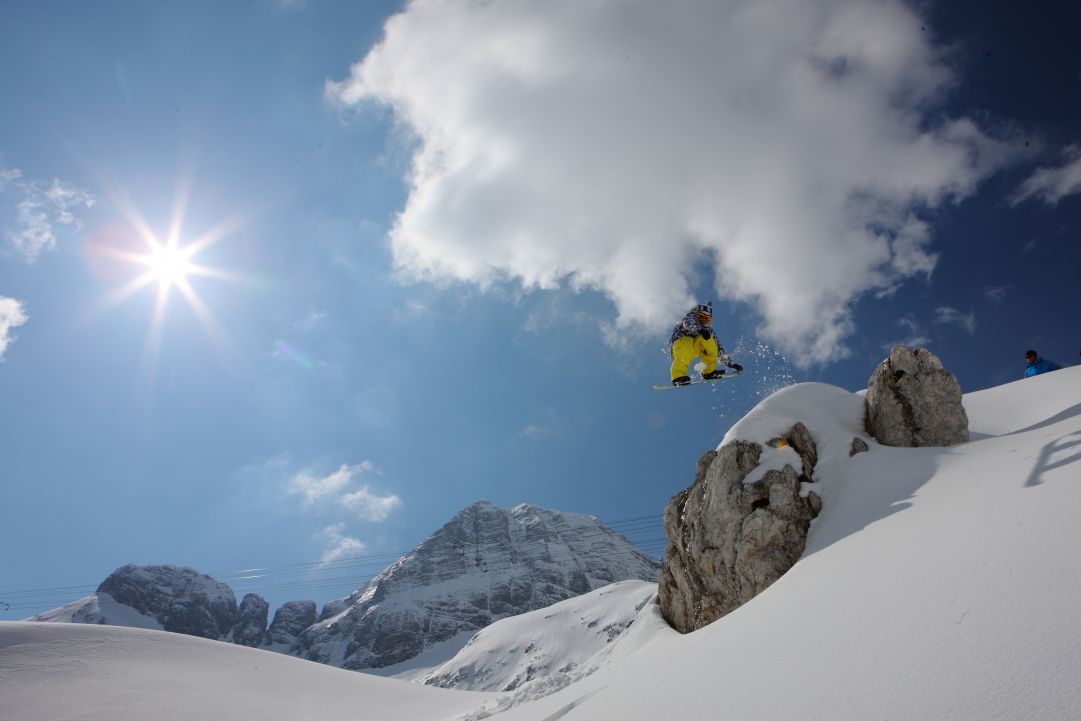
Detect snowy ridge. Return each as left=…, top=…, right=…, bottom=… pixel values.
left=28, top=591, right=163, bottom=630
left=422, top=580, right=663, bottom=714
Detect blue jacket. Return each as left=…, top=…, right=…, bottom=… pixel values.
left=1024, top=357, right=1062, bottom=378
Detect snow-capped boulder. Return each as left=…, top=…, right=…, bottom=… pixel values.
left=293, top=501, right=662, bottom=670
left=865, top=345, right=969, bottom=447
left=261, top=600, right=318, bottom=652
left=96, top=564, right=257, bottom=641
left=659, top=424, right=821, bottom=633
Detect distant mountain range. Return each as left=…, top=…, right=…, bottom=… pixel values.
left=29, top=500, right=661, bottom=671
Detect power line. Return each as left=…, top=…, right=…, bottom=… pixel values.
left=1, top=514, right=667, bottom=614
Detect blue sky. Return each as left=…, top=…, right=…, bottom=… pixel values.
left=1, top=0, right=1078, bottom=619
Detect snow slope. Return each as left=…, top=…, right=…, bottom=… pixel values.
left=3, top=366, right=1079, bottom=721
left=0, top=621, right=499, bottom=721
left=486, top=367, right=1081, bottom=721
left=422, top=581, right=660, bottom=702
left=27, top=591, right=163, bottom=629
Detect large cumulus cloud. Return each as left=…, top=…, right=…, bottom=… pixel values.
left=329, top=0, right=1018, bottom=364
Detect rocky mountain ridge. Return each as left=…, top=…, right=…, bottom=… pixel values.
left=28, top=501, right=661, bottom=671
left=295, top=500, right=662, bottom=669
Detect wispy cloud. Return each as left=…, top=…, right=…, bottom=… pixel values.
left=0, top=167, right=95, bottom=262
left=933, top=306, right=976, bottom=334
left=296, top=310, right=328, bottom=330
left=0, top=295, right=29, bottom=360
left=983, top=286, right=1008, bottom=303
left=289, top=462, right=402, bottom=521
left=1012, top=146, right=1081, bottom=205
left=329, top=0, right=1022, bottom=366
left=317, top=523, right=367, bottom=563
left=516, top=424, right=551, bottom=441
left=884, top=315, right=930, bottom=350
left=339, top=486, right=402, bottom=521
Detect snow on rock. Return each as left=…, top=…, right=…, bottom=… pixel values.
left=294, top=501, right=662, bottom=670
left=658, top=420, right=822, bottom=632
left=28, top=591, right=163, bottom=630
left=658, top=384, right=867, bottom=633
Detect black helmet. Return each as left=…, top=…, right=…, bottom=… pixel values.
left=694, top=301, right=713, bottom=318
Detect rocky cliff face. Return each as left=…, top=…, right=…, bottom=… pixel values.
left=865, top=345, right=969, bottom=447
left=96, top=565, right=258, bottom=642
left=293, top=501, right=662, bottom=670
left=659, top=424, right=821, bottom=633
left=261, top=600, right=318, bottom=651
left=231, top=593, right=270, bottom=647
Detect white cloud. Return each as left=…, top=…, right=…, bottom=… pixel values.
left=0, top=295, right=29, bottom=360
left=317, top=523, right=367, bottom=563
left=1013, top=146, right=1081, bottom=205
left=983, top=286, right=1008, bottom=303
left=288, top=461, right=401, bottom=521
left=1, top=167, right=95, bottom=262
left=340, top=486, right=402, bottom=521
left=329, top=0, right=1021, bottom=366
left=933, top=306, right=976, bottom=334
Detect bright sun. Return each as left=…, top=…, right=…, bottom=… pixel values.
left=91, top=190, right=243, bottom=358
left=142, top=241, right=196, bottom=288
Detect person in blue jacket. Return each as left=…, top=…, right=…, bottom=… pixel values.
left=1024, top=349, right=1062, bottom=378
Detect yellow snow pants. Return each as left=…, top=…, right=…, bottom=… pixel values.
left=670, top=335, right=719, bottom=380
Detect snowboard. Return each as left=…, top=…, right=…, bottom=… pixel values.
left=653, top=372, right=741, bottom=391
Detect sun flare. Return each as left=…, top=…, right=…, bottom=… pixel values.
left=89, top=184, right=246, bottom=370
left=141, top=241, right=196, bottom=289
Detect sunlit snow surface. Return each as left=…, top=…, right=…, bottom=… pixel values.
left=3, top=366, right=1080, bottom=721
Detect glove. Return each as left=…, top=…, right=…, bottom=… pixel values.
left=698, top=327, right=713, bottom=340
left=728, top=363, right=743, bottom=373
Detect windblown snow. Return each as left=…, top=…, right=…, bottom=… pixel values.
left=3, top=367, right=1079, bottom=721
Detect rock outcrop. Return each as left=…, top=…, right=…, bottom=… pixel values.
left=659, top=424, right=821, bottom=633
left=261, top=600, right=318, bottom=651
left=294, top=501, right=662, bottom=670
left=96, top=564, right=261, bottom=641
left=865, top=345, right=969, bottom=447
left=231, top=593, right=270, bottom=647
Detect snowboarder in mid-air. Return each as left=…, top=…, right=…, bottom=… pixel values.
left=666, top=301, right=742, bottom=386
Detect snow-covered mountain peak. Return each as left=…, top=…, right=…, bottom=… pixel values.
left=294, top=501, right=661, bottom=670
